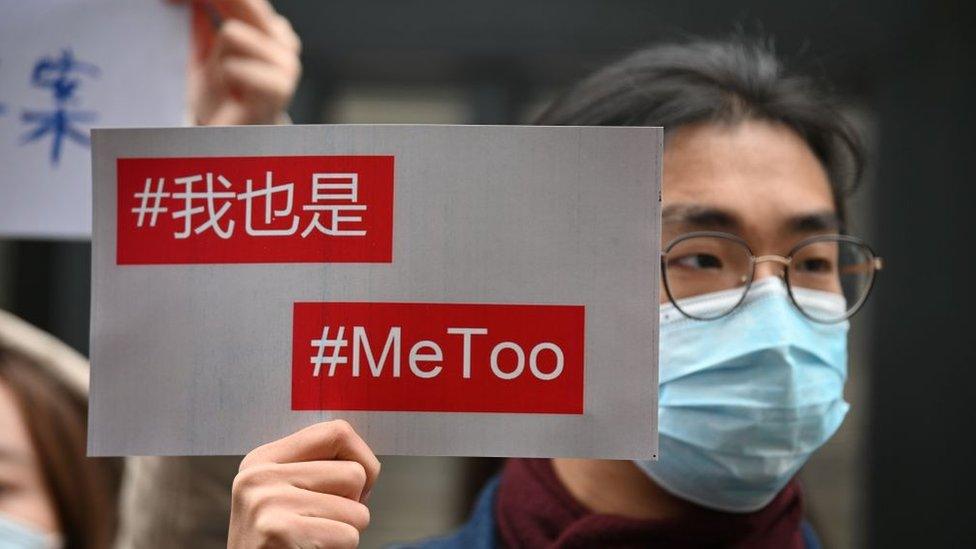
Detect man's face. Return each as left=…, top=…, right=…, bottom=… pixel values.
left=660, top=119, right=839, bottom=303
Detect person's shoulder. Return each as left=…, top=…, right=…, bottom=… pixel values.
left=386, top=475, right=501, bottom=549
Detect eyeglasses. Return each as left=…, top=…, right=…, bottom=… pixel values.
left=661, top=231, right=883, bottom=323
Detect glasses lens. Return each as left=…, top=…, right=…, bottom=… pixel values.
left=789, top=237, right=876, bottom=322
left=662, top=235, right=752, bottom=319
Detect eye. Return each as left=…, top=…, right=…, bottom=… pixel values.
left=669, top=253, right=723, bottom=270
left=795, top=257, right=834, bottom=273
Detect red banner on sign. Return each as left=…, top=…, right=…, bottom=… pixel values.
left=116, top=156, right=394, bottom=264
left=292, top=302, right=585, bottom=414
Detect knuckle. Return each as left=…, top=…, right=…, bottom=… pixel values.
left=231, top=479, right=256, bottom=511
left=328, top=419, right=354, bottom=444
left=238, top=453, right=255, bottom=472
left=285, top=56, right=302, bottom=80
left=268, top=84, right=291, bottom=107
left=214, top=25, right=237, bottom=47
left=253, top=510, right=291, bottom=544
left=239, top=445, right=272, bottom=472
left=276, top=15, right=302, bottom=52
left=233, top=463, right=275, bottom=493
left=232, top=469, right=257, bottom=497
left=350, top=501, right=371, bottom=531
left=346, top=461, right=368, bottom=489
left=220, top=56, right=243, bottom=74
left=233, top=481, right=281, bottom=518
left=332, top=418, right=354, bottom=435
left=331, top=522, right=360, bottom=548
left=241, top=438, right=284, bottom=471
left=213, top=26, right=230, bottom=45
left=247, top=487, right=277, bottom=517
left=220, top=19, right=245, bottom=39
left=339, top=461, right=366, bottom=490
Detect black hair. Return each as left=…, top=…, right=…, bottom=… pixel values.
left=535, top=37, right=865, bottom=225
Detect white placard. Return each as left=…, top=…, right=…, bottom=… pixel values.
left=0, top=0, right=188, bottom=239
left=89, top=124, right=662, bottom=459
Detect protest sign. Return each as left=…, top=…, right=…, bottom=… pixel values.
left=89, top=124, right=662, bottom=458
left=0, top=0, right=188, bottom=238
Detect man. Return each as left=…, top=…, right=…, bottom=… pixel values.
left=224, top=36, right=878, bottom=549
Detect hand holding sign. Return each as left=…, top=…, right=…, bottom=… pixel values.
left=190, top=0, right=302, bottom=125
left=228, top=420, right=381, bottom=548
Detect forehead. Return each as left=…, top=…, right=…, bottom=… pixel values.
left=662, top=120, right=835, bottom=221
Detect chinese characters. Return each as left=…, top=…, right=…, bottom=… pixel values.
left=19, top=49, right=99, bottom=165
left=117, top=155, right=394, bottom=264
left=131, top=170, right=368, bottom=240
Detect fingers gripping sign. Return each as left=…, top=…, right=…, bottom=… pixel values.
left=228, top=420, right=381, bottom=548
left=189, top=0, right=302, bottom=126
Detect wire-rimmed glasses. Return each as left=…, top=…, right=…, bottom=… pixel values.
left=661, top=231, right=883, bottom=323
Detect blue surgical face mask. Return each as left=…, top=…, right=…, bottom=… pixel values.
left=635, top=277, right=850, bottom=513
left=0, top=512, right=62, bottom=549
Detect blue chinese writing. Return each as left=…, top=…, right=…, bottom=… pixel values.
left=20, top=49, right=99, bottom=165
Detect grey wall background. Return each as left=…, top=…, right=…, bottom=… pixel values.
left=1, top=1, right=973, bottom=547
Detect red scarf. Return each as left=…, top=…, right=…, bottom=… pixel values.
left=495, top=458, right=805, bottom=549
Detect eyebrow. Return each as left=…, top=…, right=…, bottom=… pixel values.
left=787, top=210, right=842, bottom=234
left=662, top=204, right=842, bottom=235
left=662, top=204, right=740, bottom=230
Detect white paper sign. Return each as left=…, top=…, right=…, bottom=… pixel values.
left=89, top=124, right=662, bottom=458
left=0, top=0, right=188, bottom=239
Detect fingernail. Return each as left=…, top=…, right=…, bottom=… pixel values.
left=361, top=488, right=372, bottom=504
